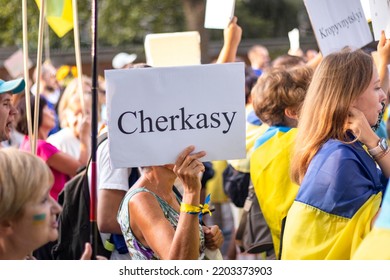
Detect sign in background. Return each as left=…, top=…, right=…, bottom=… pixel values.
left=360, top=0, right=372, bottom=21
left=144, top=31, right=201, bottom=67
left=105, top=63, right=246, bottom=168
left=4, top=49, right=32, bottom=78
left=288, top=28, right=300, bottom=53
left=204, top=0, right=236, bottom=29
left=304, top=0, right=372, bottom=56
left=369, top=0, right=390, bottom=40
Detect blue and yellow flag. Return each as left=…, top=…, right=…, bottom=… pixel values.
left=35, top=0, right=73, bottom=38
left=281, top=139, right=384, bottom=259
left=352, top=184, right=390, bottom=260
left=250, top=126, right=298, bottom=257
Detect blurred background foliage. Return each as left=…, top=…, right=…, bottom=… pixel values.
left=0, top=0, right=312, bottom=50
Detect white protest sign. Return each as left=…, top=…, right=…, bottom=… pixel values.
left=204, top=0, right=235, bottom=29
left=144, top=31, right=201, bottom=67
left=288, top=28, right=300, bottom=52
left=304, top=0, right=372, bottom=56
left=369, top=0, right=390, bottom=40
left=105, top=63, right=246, bottom=168
left=4, top=49, right=32, bottom=78
left=360, top=0, right=372, bottom=21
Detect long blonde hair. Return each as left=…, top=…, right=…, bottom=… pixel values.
left=0, top=148, right=53, bottom=222
left=57, top=76, right=92, bottom=128
left=291, top=48, right=373, bottom=184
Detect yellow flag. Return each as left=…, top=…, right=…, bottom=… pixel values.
left=35, top=0, right=73, bottom=38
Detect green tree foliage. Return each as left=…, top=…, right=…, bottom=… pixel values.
left=98, top=0, right=185, bottom=46
left=0, top=2, right=38, bottom=48
left=0, top=0, right=307, bottom=50
left=236, top=0, right=303, bottom=39
left=0, top=1, right=90, bottom=50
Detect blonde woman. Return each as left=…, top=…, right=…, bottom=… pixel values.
left=0, top=148, right=61, bottom=259
left=282, top=47, right=390, bottom=259
left=0, top=148, right=103, bottom=260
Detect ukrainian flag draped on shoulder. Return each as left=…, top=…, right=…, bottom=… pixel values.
left=35, top=0, right=73, bottom=38
left=353, top=182, right=390, bottom=259
left=250, top=126, right=298, bottom=257
left=282, top=139, right=385, bottom=259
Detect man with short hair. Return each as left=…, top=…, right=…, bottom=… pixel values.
left=0, top=78, right=25, bottom=143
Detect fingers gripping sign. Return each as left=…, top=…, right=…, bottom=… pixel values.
left=174, top=146, right=206, bottom=192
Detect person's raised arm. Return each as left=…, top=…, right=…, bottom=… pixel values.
left=46, top=115, right=91, bottom=177
left=216, top=16, right=242, bottom=64
left=377, top=31, right=390, bottom=104
left=168, top=146, right=205, bottom=259
left=130, top=146, right=206, bottom=259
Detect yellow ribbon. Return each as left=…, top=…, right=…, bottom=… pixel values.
left=180, top=194, right=212, bottom=220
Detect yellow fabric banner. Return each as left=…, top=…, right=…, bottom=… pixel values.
left=282, top=194, right=381, bottom=260
left=35, top=0, right=73, bottom=38
left=250, top=128, right=298, bottom=257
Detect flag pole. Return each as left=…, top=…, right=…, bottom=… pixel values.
left=90, top=0, right=99, bottom=259
left=44, top=22, right=50, bottom=62
left=72, top=0, right=85, bottom=114
left=33, top=0, right=46, bottom=155
left=22, top=0, right=33, bottom=153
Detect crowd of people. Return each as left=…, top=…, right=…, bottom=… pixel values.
left=1, top=17, right=390, bottom=261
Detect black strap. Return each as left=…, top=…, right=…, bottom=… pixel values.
left=172, top=186, right=183, bottom=200
left=235, top=185, right=254, bottom=242
left=84, top=132, right=109, bottom=213
left=278, top=217, right=287, bottom=260
left=85, top=132, right=108, bottom=171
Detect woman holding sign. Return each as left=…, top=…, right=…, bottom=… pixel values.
left=282, top=44, right=390, bottom=259
left=117, top=146, right=224, bottom=259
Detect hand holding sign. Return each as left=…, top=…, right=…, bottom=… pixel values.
left=376, top=31, right=390, bottom=95
left=216, top=16, right=242, bottom=63
left=105, top=63, right=246, bottom=168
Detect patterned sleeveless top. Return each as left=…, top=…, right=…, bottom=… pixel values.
left=117, top=187, right=206, bottom=260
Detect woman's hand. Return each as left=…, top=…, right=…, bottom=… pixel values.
left=377, top=30, right=390, bottom=67
left=223, top=16, right=242, bottom=50
left=216, top=16, right=242, bottom=63
left=78, top=115, right=91, bottom=144
left=173, top=146, right=206, bottom=194
left=377, top=30, right=390, bottom=102
left=203, top=225, right=224, bottom=250
left=80, top=243, right=107, bottom=260
left=347, top=107, right=379, bottom=149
